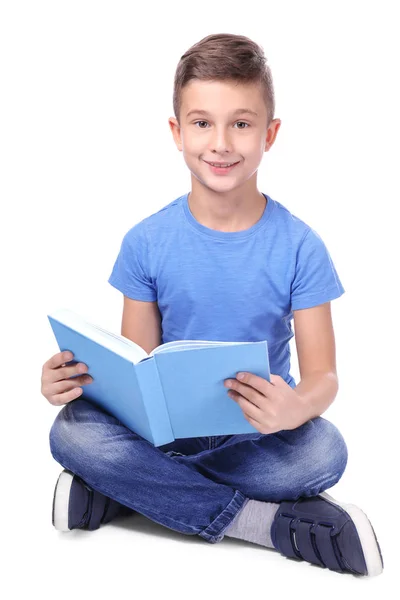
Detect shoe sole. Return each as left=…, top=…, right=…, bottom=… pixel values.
left=52, top=470, right=74, bottom=532
left=319, top=491, right=383, bottom=576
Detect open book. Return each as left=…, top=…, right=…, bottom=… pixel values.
left=47, top=308, right=271, bottom=446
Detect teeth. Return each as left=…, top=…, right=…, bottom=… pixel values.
left=209, top=162, right=235, bottom=167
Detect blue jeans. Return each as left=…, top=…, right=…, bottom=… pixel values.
left=49, top=398, right=348, bottom=543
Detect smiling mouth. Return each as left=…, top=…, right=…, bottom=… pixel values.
left=204, top=160, right=240, bottom=167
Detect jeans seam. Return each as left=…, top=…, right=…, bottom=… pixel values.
left=198, top=490, right=249, bottom=543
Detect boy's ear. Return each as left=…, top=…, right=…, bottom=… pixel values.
left=168, top=117, right=183, bottom=151
left=265, top=119, right=282, bottom=151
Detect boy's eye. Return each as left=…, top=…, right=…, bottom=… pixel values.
left=194, top=121, right=249, bottom=129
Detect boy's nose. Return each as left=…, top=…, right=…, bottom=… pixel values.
left=210, top=131, right=233, bottom=153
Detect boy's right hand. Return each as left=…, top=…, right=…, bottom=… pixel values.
left=41, top=351, right=93, bottom=406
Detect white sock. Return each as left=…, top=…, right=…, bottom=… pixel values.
left=223, top=499, right=279, bottom=548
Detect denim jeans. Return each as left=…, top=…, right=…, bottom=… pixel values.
left=49, top=397, right=348, bottom=543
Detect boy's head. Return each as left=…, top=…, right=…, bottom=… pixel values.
left=168, top=33, right=281, bottom=195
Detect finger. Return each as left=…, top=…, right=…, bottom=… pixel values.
left=49, top=376, right=92, bottom=405
left=230, top=382, right=263, bottom=409
left=50, top=362, right=87, bottom=384
left=230, top=391, right=264, bottom=421
left=47, top=351, right=74, bottom=370
left=245, top=412, right=280, bottom=434
left=51, top=386, right=84, bottom=406
left=52, top=375, right=93, bottom=395
left=243, top=408, right=264, bottom=427
left=244, top=412, right=273, bottom=433
left=235, top=372, right=272, bottom=393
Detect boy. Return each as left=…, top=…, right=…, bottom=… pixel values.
left=42, top=33, right=383, bottom=576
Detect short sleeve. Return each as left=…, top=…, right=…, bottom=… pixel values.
left=291, top=228, right=345, bottom=310
left=108, top=222, right=157, bottom=301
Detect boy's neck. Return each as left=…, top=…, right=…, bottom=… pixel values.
left=187, top=186, right=267, bottom=233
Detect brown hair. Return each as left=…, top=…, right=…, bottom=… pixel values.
left=173, top=33, right=276, bottom=128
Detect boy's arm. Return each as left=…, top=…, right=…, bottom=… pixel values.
left=121, top=295, right=162, bottom=355
left=292, top=302, right=339, bottom=418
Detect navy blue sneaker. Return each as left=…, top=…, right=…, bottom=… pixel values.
left=52, top=469, right=132, bottom=532
left=270, top=491, right=383, bottom=576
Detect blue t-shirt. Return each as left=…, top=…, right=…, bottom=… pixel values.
left=108, top=192, right=345, bottom=388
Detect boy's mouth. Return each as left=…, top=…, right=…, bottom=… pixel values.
left=204, top=160, right=240, bottom=174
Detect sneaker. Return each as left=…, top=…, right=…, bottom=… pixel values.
left=52, top=469, right=131, bottom=532
left=270, top=491, right=383, bottom=576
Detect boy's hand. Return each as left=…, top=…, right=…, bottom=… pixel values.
left=41, top=351, right=93, bottom=406
left=224, top=372, right=308, bottom=434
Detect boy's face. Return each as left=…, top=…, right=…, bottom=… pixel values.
left=169, top=79, right=281, bottom=194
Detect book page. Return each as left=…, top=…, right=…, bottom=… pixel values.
left=48, top=308, right=149, bottom=364
left=149, top=339, right=247, bottom=356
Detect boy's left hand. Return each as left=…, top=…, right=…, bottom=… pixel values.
left=224, top=372, right=309, bottom=434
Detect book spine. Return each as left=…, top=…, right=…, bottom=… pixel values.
left=135, top=358, right=175, bottom=446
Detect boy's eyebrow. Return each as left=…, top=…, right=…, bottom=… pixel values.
left=186, top=108, right=259, bottom=118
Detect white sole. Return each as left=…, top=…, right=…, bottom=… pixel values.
left=319, top=491, right=383, bottom=577
left=53, top=470, right=74, bottom=532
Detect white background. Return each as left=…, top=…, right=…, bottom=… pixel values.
left=1, top=0, right=398, bottom=597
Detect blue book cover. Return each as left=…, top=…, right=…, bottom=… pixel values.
left=47, top=308, right=271, bottom=446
